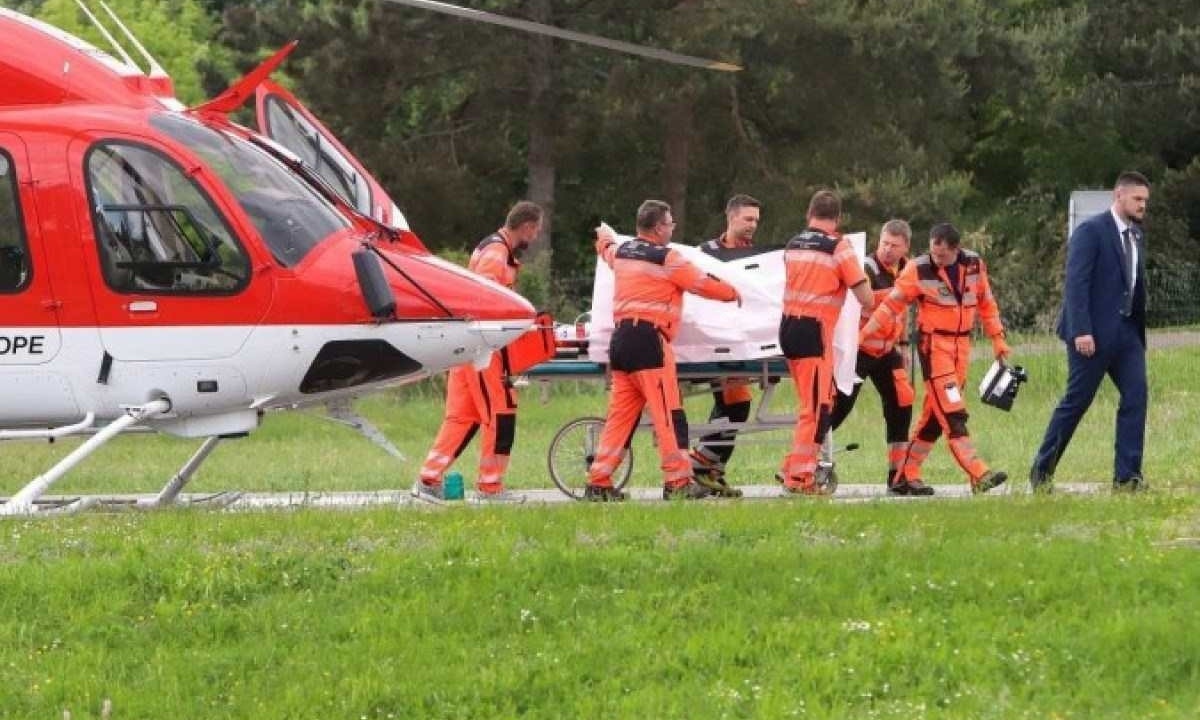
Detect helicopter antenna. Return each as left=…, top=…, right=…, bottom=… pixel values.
left=98, top=0, right=169, bottom=79
left=380, top=0, right=742, bottom=73
left=72, top=0, right=142, bottom=75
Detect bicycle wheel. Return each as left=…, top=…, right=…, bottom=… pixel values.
left=547, top=416, right=634, bottom=500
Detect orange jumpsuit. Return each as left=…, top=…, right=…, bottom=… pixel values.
left=829, top=254, right=915, bottom=482
left=587, top=237, right=739, bottom=489
left=419, top=231, right=521, bottom=492
left=779, top=229, right=867, bottom=488
left=861, top=250, right=1004, bottom=487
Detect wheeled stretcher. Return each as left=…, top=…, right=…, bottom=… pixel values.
left=525, top=357, right=845, bottom=499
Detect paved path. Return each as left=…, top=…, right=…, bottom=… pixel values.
left=5, top=482, right=1120, bottom=514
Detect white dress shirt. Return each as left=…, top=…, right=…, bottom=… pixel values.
left=1110, top=208, right=1139, bottom=290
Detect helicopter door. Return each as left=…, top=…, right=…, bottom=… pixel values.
left=255, top=80, right=409, bottom=229
left=72, top=135, right=273, bottom=362
left=0, top=132, right=80, bottom=423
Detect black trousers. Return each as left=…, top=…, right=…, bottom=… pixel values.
left=830, top=348, right=912, bottom=444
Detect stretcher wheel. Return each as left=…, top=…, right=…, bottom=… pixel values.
left=815, top=464, right=838, bottom=494
left=548, top=416, right=633, bottom=500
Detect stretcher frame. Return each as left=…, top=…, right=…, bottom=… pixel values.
left=524, top=357, right=841, bottom=499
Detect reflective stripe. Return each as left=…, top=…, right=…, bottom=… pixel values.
left=784, top=249, right=840, bottom=269
left=784, top=291, right=843, bottom=309
left=907, top=439, right=933, bottom=462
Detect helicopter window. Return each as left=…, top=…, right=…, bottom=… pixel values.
left=263, top=95, right=373, bottom=216
left=86, top=142, right=250, bottom=295
left=151, top=113, right=349, bottom=267
left=0, top=150, right=32, bottom=293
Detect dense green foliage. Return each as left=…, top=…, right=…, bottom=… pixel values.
left=22, top=0, right=1200, bottom=322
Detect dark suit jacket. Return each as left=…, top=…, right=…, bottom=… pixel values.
left=1056, top=210, right=1146, bottom=347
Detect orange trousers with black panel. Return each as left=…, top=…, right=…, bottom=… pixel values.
left=779, top=314, right=837, bottom=482
left=692, top=378, right=753, bottom=467
left=418, top=349, right=516, bottom=491
left=894, top=332, right=989, bottom=484
left=830, top=347, right=914, bottom=483
left=587, top=321, right=691, bottom=488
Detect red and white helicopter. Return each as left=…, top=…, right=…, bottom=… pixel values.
left=0, top=5, right=545, bottom=514
left=0, top=1, right=740, bottom=515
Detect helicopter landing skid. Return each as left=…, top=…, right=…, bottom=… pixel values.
left=0, top=399, right=172, bottom=516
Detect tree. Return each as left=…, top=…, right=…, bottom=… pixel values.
left=35, top=0, right=235, bottom=105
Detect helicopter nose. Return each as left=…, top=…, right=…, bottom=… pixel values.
left=384, top=250, right=536, bottom=323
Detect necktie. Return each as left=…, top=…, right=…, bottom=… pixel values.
left=1121, top=228, right=1135, bottom=314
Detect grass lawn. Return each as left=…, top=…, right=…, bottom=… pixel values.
left=2, top=497, right=1198, bottom=718
left=2, top=335, right=1199, bottom=719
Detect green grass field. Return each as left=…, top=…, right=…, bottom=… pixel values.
left=3, top=333, right=1199, bottom=495
left=3, top=498, right=1199, bottom=718
left=2, top=335, right=1199, bottom=718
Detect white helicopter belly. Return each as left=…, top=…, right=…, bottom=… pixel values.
left=1, top=319, right=530, bottom=429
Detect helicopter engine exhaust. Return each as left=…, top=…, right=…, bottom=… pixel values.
left=352, top=249, right=397, bottom=320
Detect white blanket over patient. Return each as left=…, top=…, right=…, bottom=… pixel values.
left=587, top=232, right=867, bottom=395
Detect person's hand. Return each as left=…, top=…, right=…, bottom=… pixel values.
left=1074, top=334, right=1095, bottom=357
left=595, top=223, right=616, bottom=244
left=992, top=335, right=1011, bottom=362
left=858, top=320, right=879, bottom=347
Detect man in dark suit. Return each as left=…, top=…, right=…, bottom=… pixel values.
left=1030, top=172, right=1151, bottom=492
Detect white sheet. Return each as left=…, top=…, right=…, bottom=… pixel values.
left=587, top=231, right=867, bottom=395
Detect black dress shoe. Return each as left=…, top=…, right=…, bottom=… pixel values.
left=1029, top=467, right=1054, bottom=494
left=583, top=484, right=627, bottom=502
left=1113, top=474, right=1147, bottom=493
left=888, top=478, right=935, bottom=496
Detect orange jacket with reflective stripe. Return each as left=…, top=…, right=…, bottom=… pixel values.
left=866, top=250, right=1004, bottom=341
left=600, top=237, right=738, bottom=341
left=858, top=254, right=907, bottom=356
left=469, top=231, right=520, bottom=288
left=782, top=229, right=867, bottom=328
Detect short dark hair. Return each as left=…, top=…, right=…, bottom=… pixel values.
left=806, top=190, right=841, bottom=221
left=929, top=222, right=961, bottom=248
left=881, top=219, right=912, bottom=241
left=1115, top=171, right=1150, bottom=190
left=636, top=200, right=672, bottom=231
left=725, top=194, right=761, bottom=215
left=505, top=201, right=543, bottom=230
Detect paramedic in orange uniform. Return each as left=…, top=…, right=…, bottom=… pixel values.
left=828, top=219, right=922, bottom=493
left=412, top=201, right=543, bottom=504
left=860, top=222, right=1011, bottom=495
left=584, top=200, right=742, bottom=502
left=778, top=190, right=875, bottom=495
left=690, top=194, right=762, bottom=496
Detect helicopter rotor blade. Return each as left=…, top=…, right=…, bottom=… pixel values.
left=379, top=0, right=742, bottom=73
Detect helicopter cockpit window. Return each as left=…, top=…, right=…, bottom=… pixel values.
left=86, top=142, right=250, bottom=295
left=0, top=150, right=32, bottom=293
left=263, top=96, right=372, bottom=216
left=151, top=113, right=350, bottom=267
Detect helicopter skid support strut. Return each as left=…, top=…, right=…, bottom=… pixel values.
left=145, top=435, right=223, bottom=508
left=0, top=398, right=172, bottom=516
